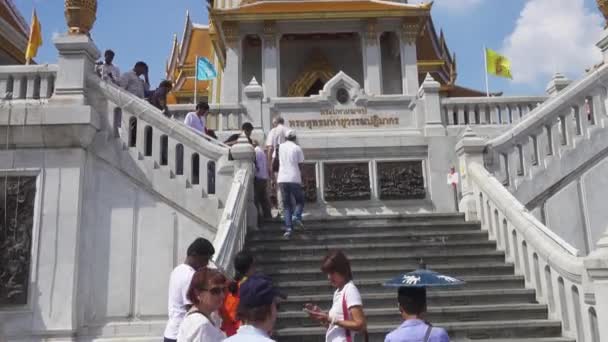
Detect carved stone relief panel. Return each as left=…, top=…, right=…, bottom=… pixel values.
left=0, top=176, right=36, bottom=306
left=324, top=162, right=371, bottom=201
left=377, top=161, right=426, bottom=200
left=301, top=163, right=317, bottom=203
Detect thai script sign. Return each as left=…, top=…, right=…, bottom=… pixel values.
left=289, top=107, right=400, bottom=129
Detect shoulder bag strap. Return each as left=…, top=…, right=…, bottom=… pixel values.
left=423, top=324, right=433, bottom=342
left=341, top=291, right=353, bottom=342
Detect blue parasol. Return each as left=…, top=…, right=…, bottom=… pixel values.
left=383, top=260, right=465, bottom=288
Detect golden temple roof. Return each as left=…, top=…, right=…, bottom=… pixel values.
left=0, top=0, right=29, bottom=64
left=212, top=0, right=432, bottom=21
left=165, top=11, right=215, bottom=104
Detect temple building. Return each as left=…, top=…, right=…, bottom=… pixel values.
left=0, top=0, right=29, bottom=65
left=166, top=0, right=488, bottom=104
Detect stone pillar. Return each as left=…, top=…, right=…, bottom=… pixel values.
left=243, top=77, right=264, bottom=131
left=400, top=21, right=420, bottom=96
left=230, top=136, right=257, bottom=229
left=419, top=73, right=445, bottom=136
left=455, top=127, right=487, bottom=220
left=52, top=34, right=100, bottom=104
left=262, top=21, right=279, bottom=99
left=220, top=22, right=241, bottom=104
left=584, top=228, right=608, bottom=341
left=363, top=20, right=382, bottom=95
left=546, top=73, right=572, bottom=97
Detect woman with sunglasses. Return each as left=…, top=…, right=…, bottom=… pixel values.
left=177, top=268, right=227, bottom=342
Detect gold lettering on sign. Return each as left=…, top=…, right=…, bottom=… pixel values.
left=289, top=115, right=399, bottom=129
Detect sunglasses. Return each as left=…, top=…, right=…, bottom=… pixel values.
left=203, top=287, right=226, bottom=296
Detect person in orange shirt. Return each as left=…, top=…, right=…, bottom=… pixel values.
left=221, top=251, right=256, bottom=336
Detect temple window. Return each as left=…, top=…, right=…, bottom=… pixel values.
left=380, top=32, right=403, bottom=95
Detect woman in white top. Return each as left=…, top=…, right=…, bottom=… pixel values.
left=305, top=251, right=368, bottom=342
left=177, top=268, right=227, bottom=342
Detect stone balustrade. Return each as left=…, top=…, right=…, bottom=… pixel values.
left=487, top=65, right=608, bottom=188
left=468, top=161, right=600, bottom=342
left=87, top=75, right=237, bottom=225
left=0, top=64, right=57, bottom=100
left=167, top=103, right=249, bottom=131
left=441, top=96, right=547, bottom=126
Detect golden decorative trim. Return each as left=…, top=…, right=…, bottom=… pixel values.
left=365, top=20, right=378, bottom=45
left=598, top=0, right=608, bottom=27
left=64, top=0, right=97, bottom=35
left=263, top=20, right=276, bottom=47
left=287, top=51, right=336, bottom=97
left=400, top=20, right=422, bottom=45
left=222, top=21, right=239, bottom=45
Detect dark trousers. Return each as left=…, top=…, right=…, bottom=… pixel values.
left=163, top=338, right=176, bottom=342
left=254, top=178, right=272, bottom=221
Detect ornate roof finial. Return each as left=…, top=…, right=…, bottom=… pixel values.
left=64, top=0, right=97, bottom=35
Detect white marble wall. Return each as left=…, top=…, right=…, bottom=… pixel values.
left=0, top=148, right=215, bottom=341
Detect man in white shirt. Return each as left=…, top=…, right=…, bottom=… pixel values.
left=183, top=102, right=209, bottom=134
left=277, top=129, right=305, bottom=237
left=265, top=117, right=288, bottom=218
left=163, top=237, right=215, bottom=342
left=118, top=61, right=150, bottom=98
left=95, top=49, right=120, bottom=84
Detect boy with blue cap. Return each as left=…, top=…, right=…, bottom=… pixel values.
left=224, top=274, right=285, bottom=342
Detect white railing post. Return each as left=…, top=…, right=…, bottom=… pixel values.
left=243, top=77, right=264, bottom=130
left=455, top=127, right=487, bottom=220
left=419, top=73, right=445, bottom=136
left=53, top=34, right=100, bottom=104
left=230, top=135, right=256, bottom=229
left=546, top=73, right=572, bottom=97
left=585, top=228, right=608, bottom=341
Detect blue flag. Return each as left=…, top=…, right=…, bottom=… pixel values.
left=196, top=57, right=217, bottom=81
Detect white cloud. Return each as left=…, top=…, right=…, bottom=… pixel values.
left=502, top=0, right=603, bottom=85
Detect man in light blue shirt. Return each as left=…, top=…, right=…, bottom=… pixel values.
left=223, top=274, right=284, bottom=342
left=385, top=287, right=450, bottom=342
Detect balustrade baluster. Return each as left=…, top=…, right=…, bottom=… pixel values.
left=549, top=119, right=561, bottom=157
left=39, top=75, right=52, bottom=99
left=457, top=106, right=466, bottom=125
left=26, top=76, right=36, bottom=99
left=0, top=77, right=9, bottom=99
left=491, top=104, right=501, bottom=124
left=468, top=106, right=477, bottom=124
left=12, top=76, right=25, bottom=99
left=479, top=105, right=488, bottom=124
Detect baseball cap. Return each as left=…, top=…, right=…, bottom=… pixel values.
left=285, top=129, right=296, bottom=138
left=239, top=274, right=286, bottom=309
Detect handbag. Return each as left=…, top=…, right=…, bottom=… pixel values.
left=342, top=291, right=369, bottom=342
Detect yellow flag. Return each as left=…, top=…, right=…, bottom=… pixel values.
left=25, top=10, right=42, bottom=63
left=485, top=48, right=512, bottom=79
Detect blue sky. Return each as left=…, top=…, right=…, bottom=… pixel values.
left=15, top=0, right=605, bottom=96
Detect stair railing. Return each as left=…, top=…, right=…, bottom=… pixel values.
left=458, top=130, right=605, bottom=342
left=87, top=76, right=256, bottom=269
left=485, top=64, right=608, bottom=189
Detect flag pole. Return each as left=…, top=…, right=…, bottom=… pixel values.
left=194, top=55, right=198, bottom=105
left=483, top=46, right=490, bottom=97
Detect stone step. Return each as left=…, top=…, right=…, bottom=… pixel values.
left=262, top=213, right=466, bottom=227
left=248, top=230, right=489, bottom=247
left=257, top=250, right=506, bottom=268
left=281, top=288, right=538, bottom=311
left=257, top=219, right=476, bottom=234
left=276, top=303, right=549, bottom=329
left=273, top=320, right=564, bottom=341
left=247, top=240, right=498, bottom=258
left=264, top=262, right=515, bottom=282
left=276, top=275, right=525, bottom=295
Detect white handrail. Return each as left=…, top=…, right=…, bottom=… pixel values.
left=212, top=165, right=253, bottom=274
left=489, top=64, right=608, bottom=150
left=86, top=74, right=229, bottom=159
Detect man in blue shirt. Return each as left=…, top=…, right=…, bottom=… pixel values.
left=385, top=287, right=450, bottom=342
